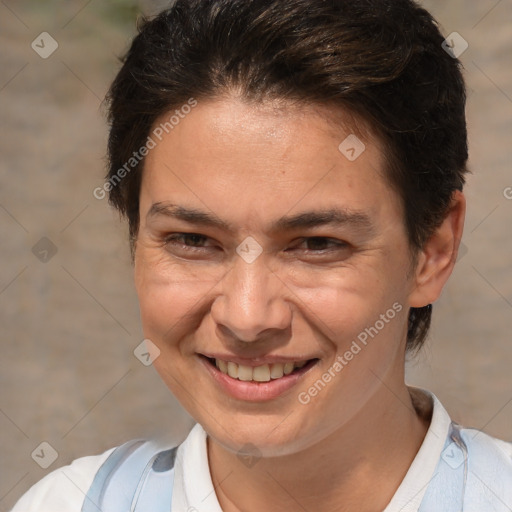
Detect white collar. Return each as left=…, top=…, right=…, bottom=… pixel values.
left=383, top=387, right=452, bottom=511
left=172, top=422, right=224, bottom=512
left=172, top=387, right=451, bottom=512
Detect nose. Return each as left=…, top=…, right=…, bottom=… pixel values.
left=210, top=255, right=292, bottom=343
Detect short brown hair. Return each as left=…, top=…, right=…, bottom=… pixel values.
left=105, top=0, right=469, bottom=352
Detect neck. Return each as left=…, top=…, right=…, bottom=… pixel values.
left=208, top=384, right=431, bottom=512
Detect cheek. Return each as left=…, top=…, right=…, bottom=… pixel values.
left=291, top=278, right=408, bottom=428
left=134, top=251, right=223, bottom=345
left=289, top=265, right=404, bottom=345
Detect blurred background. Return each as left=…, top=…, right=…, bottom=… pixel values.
left=0, top=0, right=511, bottom=509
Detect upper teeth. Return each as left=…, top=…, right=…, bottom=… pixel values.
left=215, top=359, right=307, bottom=382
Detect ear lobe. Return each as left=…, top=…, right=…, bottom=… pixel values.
left=409, top=190, right=466, bottom=308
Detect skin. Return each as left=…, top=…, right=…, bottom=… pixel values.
left=134, top=96, right=466, bottom=511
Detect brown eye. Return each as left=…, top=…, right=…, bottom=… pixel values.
left=285, top=237, right=351, bottom=263
left=164, top=233, right=212, bottom=251
left=297, top=237, right=347, bottom=252
left=171, top=233, right=208, bottom=247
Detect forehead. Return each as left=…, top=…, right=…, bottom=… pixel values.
left=141, top=97, right=399, bottom=231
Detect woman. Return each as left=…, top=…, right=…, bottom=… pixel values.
left=12, top=0, right=512, bottom=510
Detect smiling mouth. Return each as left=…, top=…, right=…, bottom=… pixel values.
left=203, top=356, right=319, bottom=383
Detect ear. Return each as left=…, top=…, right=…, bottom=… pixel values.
left=408, top=190, right=466, bottom=308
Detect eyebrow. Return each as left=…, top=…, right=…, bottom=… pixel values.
left=147, top=203, right=232, bottom=230
left=146, top=202, right=374, bottom=234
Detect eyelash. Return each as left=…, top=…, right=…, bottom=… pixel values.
left=163, top=233, right=348, bottom=255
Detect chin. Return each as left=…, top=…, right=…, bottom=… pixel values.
left=201, top=411, right=317, bottom=458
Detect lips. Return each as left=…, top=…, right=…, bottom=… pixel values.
left=199, top=354, right=319, bottom=401
left=212, top=357, right=308, bottom=382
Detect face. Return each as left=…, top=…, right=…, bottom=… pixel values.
left=134, top=97, right=416, bottom=456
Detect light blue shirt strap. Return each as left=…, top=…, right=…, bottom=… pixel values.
left=419, top=422, right=467, bottom=511
left=82, top=439, right=177, bottom=512
left=419, top=422, right=512, bottom=511
left=82, top=439, right=145, bottom=512
left=131, top=447, right=177, bottom=512
left=461, top=427, right=512, bottom=511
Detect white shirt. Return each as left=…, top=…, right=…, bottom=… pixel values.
left=11, top=389, right=512, bottom=511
